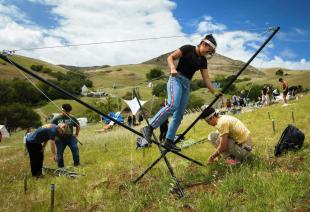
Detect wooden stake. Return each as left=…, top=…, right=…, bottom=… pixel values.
left=50, top=184, right=55, bottom=212
left=23, top=173, right=27, bottom=194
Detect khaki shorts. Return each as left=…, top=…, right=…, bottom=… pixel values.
left=208, top=131, right=252, bottom=161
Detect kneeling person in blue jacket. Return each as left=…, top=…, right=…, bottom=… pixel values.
left=25, top=123, right=68, bottom=178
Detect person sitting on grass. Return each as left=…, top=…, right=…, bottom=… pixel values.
left=25, top=123, right=68, bottom=178
left=200, top=107, right=252, bottom=164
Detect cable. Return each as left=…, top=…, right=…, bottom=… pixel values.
left=5, top=26, right=276, bottom=53
left=11, top=35, right=185, bottom=52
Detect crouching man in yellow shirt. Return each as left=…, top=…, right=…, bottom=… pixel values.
left=200, top=107, right=252, bottom=163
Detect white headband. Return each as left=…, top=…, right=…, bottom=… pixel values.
left=205, top=111, right=216, bottom=120
left=203, top=39, right=216, bottom=49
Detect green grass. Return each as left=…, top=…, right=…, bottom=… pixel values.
left=1, top=94, right=309, bottom=211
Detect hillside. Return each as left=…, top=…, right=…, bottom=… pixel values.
left=0, top=94, right=309, bottom=211
left=1, top=53, right=309, bottom=103
left=0, top=54, right=70, bottom=80
left=143, top=52, right=261, bottom=75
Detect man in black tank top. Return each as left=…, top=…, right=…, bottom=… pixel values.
left=141, top=34, right=217, bottom=151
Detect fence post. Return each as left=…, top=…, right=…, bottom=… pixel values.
left=50, top=184, right=55, bottom=212
left=23, top=173, right=28, bottom=194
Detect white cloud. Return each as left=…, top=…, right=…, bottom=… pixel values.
left=193, top=17, right=310, bottom=70
left=197, top=16, right=226, bottom=34
left=280, top=48, right=296, bottom=59
left=1, top=0, right=187, bottom=66
left=0, top=0, right=309, bottom=70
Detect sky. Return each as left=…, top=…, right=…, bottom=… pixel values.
left=0, top=0, right=310, bottom=69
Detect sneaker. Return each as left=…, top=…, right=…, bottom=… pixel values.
left=141, top=126, right=153, bottom=143
left=163, top=139, right=181, bottom=152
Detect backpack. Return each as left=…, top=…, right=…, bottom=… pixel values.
left=136, top=136, right=151, bottom=149
left=274, top=125, right=305, bottom=157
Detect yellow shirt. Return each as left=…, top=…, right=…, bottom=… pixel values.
left=216, top=115, right=250, bottom=144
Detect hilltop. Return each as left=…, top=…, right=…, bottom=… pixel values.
left=143, top=52, right=260, bottom=75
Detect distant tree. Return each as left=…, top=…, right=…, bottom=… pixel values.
left=30, top=64, right=43, bottom=72
left=146, top=68, right=165, bottom=80
left=84, top=79, right=93, bottom=87
left=215, top=75, right=237, bottom=94
left=275, top=69, right=284, bottom=76
left=0, top=103, right=41, bottom=132
left=11, top=79, right=42, bottom=105
left=0, top=81, right=14, bottom=104
left=152, top=82, right=167, bottom=97
left=122, top=91, right=133, bottom=100
left=246, top=84, right=265, bottom=101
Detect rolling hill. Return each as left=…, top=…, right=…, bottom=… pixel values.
left=1, top=53, right=309, bottom=98
left=0, top=54, right=70, bottom=80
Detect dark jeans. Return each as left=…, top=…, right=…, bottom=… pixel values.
left=26, top=142, right=44, bottom=177
left=159, top=122, right=168, bottom=142
left=56, top=136, right=80, bottom=168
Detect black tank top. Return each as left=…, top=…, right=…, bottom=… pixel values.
left=176, top=45, right=208, bottom=80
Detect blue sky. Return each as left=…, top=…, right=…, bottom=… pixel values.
left=173, top=0, right=310, bottom=61
left=1, top=0, right=309, bottom=69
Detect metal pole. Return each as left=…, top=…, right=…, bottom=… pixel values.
left=133, top=89, right=185, bottom=197
left=139, top=27, right=280, bottom=177
left=291, top=111, right=295, bottom=122
left=174, top=27, right=281, bottom=144
left=272, top=119, right=275, bottom=134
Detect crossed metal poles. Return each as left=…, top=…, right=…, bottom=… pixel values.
left=0, top=53, right=206, bottom=192
left=0, top=26, right=279, bottom=196
left=133, top=26, right=280, bottom=184
left=133, top=88, right=185, bottom=196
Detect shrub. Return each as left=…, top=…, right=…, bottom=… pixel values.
left=152, top=82, right=167, bottom=97
left=275, top=69, right=284, bottom=76
left=146, top=68, right=165, bottom=80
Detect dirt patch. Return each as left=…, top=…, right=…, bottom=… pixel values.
left=64, top=202, right=80, bottom=211
left=91, top=178, right=112, bottom=190
left=181, top=203, right=196, bottom=212
left=0, top=151, right=24, bottom=164
left=184, top=181, right=216, bottom=194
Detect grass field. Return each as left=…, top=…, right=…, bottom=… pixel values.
left=0, top=94, right=309, bottom=211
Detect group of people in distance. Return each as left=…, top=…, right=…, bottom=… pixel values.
left=25, top=104, right=81, bottom=178
left=27, top=34, right=296, bottom=177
